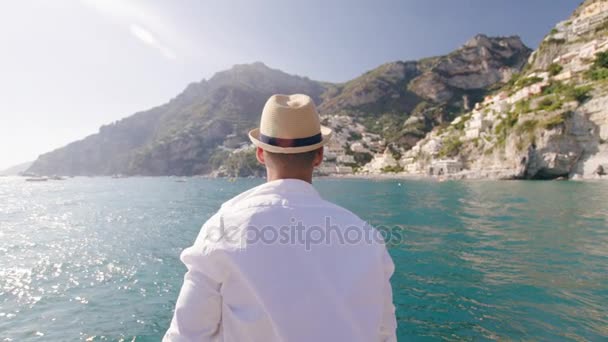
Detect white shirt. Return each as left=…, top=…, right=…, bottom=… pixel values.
left=164, top=179, right=397, bottom=342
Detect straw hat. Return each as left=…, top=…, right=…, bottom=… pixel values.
left=249, top=94, right=332, bottom=154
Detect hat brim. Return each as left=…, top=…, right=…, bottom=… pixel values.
left=248, top=126, right=332, bottom=154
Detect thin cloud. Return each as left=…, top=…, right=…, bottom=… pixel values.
left=82, top=0, right=179, bottom=60
left=130, top=24, right=176, bottom=60
left=80, top=0, right=235, bottom=71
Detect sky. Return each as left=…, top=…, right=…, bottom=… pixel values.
left=0, top=0, right=581, bottom=170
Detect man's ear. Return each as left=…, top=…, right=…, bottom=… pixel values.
left=256, top=147, right=266, bottom=165
left=312, top=147, right=324, bottom=167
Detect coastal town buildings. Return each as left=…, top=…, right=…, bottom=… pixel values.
left=361, top=148, right=399, bottom=173
left=337, top=155, right=355, bottom=164
left=323, top=140, right=345, bottom=161
left=464, top=111, right=493, bottom=140
left=317, top=163, right=353, bottom=175
left=318, top=114, right=381, bottom=175
left=350, top=142, right=370, bottom=153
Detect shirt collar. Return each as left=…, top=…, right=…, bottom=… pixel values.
left=257, top=178, right=320, bottom=197
left=221, top=178, right=321, bottom=210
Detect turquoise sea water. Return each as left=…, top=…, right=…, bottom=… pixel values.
left=0, top=177, right=607, bottom=341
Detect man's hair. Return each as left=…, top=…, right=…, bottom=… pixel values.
left=264, top=148, right=320, bottom=170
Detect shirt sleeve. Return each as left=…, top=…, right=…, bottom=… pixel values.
left=164, top=213, right=227, bottom=342
left=379, top=246, right=397, bottom=342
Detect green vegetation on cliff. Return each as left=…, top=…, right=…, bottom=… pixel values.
left=587, top=51, right=608, bottom=80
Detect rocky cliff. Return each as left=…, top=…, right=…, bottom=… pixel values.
left=28, top=35, right=530, bottom=177
left=319, top=35, right=530, bottom=150
left=401, top=0, right=608, bottom=180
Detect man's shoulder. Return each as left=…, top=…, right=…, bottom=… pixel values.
left=315, top=198, right=365, bottom=221
left=218, top=182, right=286, bottom=212
left=219, top=184, right=264, bottom=210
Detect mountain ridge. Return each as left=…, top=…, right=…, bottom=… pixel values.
left=27, top=34, right=531, bottom=176
left=1, top=161, right=33, bottom=176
